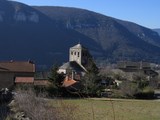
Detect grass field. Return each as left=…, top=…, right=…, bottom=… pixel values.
left=49, top=98, right=160, bottom=120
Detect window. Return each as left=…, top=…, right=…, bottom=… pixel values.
left=71, top=51, right=73, bottom=55
left=74, top=52, right=76, bottom=55
left=78, top=52, right=79, bottom=57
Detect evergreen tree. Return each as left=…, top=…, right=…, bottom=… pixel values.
left=81, top=59, right=102, bottom=96
left=47, top=65, right=64, bottom=96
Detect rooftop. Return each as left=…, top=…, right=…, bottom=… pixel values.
left=62, top=76, right=77, bottom=87
left=117, top=61, right=151, bottom=70
left=0, top=61, right=35, bottom=72
left=71, top=43, right=82, bottom=49
left=59, top=61, right=86, bottom=72
left=70, top=43, right=87, bottom=50
left=15, top=77, right=34, bottom=83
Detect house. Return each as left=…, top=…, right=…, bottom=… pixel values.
left=0, top=61, right=35, bottom=89
left=117, top=61, right=151, bottom=72
left=117, top=61, right=158, bottom=80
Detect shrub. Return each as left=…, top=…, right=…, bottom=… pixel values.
left=14, top=89, right=79, bottom=120
left=120, top=81, right=139, bottom=98
left=134, top=87, right=155, bottom=99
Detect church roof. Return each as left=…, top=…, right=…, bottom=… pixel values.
left=71, top=43, right=82, bottom=49
left=70, top=43, right=87, bottom=50
left=59, top=61, right=86, bottom=72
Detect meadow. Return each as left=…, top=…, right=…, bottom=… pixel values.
left=49, top=98, right=160, bottom=120
left=7, top=89, right=160, bottom=120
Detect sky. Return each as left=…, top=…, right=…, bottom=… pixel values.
left=11, top=0, right=160, bottom=29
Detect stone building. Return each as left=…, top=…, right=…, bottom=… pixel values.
left=58, top=43, right=95, bottom=89
left=58, top=43, right=93, bottom=78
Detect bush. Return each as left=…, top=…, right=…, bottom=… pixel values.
left=13, top=89, right=79, bottom=120
left=0, top=88, right=13, bottom=104
left=120, top=81, right=139, bottom=98
left=134, top=87, right=155, bottom=99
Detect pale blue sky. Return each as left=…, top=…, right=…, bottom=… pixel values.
left=11, top=0, right=160, bottom=29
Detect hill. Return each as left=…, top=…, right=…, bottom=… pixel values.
left=30, top=6, right=160, bottom=62
left=153, top=29, right=160, bottom=35
left=1, top=0, right=160, bottom=69
left=0, top=0, right=102, bottom=69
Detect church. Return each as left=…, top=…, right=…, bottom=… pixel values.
left=58, top=43, right=94, bottom=88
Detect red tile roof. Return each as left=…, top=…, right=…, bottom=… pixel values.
left=15, top=77, right=34, bottom=83
left=0, top=61, right=35, bottom=72
left=62, top=76, right=77, bottom=87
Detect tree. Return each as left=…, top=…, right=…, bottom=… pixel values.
left=81, top=59, right=102, bottom=96
left=132, top=72, right=149, bottom=90
left=47, top=65, right=64, bottom=96
left=120, top=81, right=139, bottom=98
left=120, top=72, right=155, bottom=99
left=85, top=58, right=99, bottom=74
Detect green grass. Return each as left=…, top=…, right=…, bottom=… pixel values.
left=49, top=98, right=160, bottom=120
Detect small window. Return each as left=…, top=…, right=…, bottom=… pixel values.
left=74, top=52, right=76, bottom=55
left=78, top=52, right=80, bottom=57
left=71, top=51, right=73, bottom=55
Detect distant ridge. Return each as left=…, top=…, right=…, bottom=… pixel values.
left=153, top=29, right=160, bottom=35
left=33, top=6, right=160, bottom=62
left=0, top=0, right=160, bottom=69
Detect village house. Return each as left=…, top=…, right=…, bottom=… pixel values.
left=0, top=61, right=35, bottom=89
left=117, top=61, right=158, bottom=81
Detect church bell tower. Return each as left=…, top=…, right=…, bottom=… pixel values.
left=69, top=43, right=90, bottom=66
